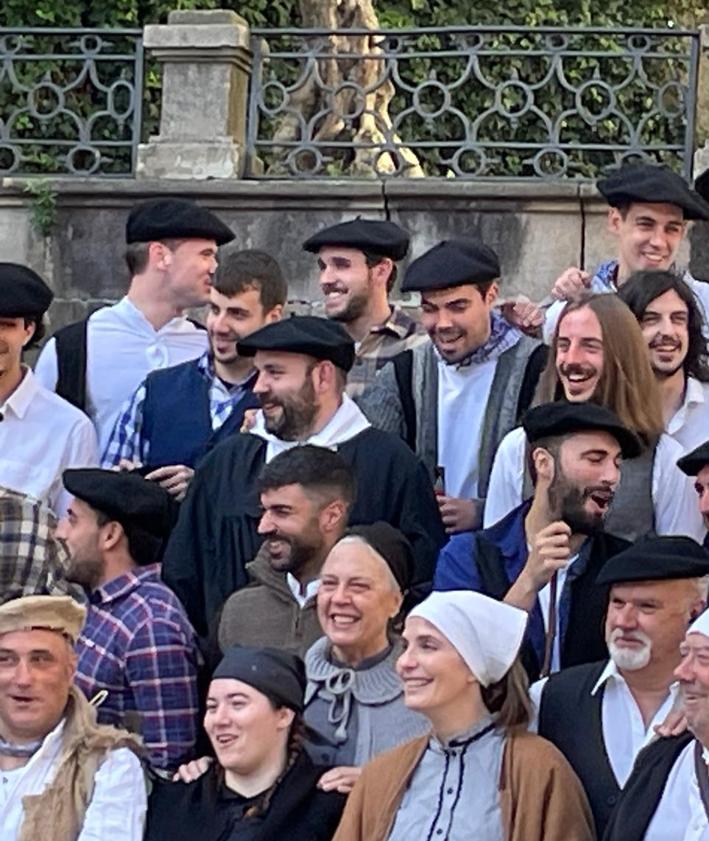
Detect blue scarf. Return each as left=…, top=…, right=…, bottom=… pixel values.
left=456, top=310, right=522, bottom=367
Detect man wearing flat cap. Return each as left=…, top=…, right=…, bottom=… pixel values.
left=531, top=535, right=709, bottom=839
left=679, top=440, right=709, bottom=549
left=0, top=263, right=97, bottom=516
left=0, top=595, right=146, bottom=840
left=162, top=315, right=445, bottom=638
left=359, top=238, right=547, bottom=534
left=55, top=468, right=199, bottom=771
left=543, top=162, right=709, bottom=342
left=302, top=218, right=427, bottom=398
left=102, top=249, right=286, bottom=501
left=35, top=198, right=234, bottom=455
left=436, top=401, right=636, bottom=681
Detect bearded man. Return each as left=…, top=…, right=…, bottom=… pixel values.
left=434, top=400, right=639, bottom=681
left=216, top=446, right=353, bottom=657
left=162, top=316, right=445, bottom=638
left=533, top=536, right=709, bottom=839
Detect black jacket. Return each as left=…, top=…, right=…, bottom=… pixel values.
left=145, top=751, right=345, bottom=841
left=163, top=428, right=446, bottom=637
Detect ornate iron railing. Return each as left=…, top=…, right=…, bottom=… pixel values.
left=0, top=28, right=143, bottom=177
left=246, top=26, right=700, bottom=180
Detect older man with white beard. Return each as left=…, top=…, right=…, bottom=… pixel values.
left=529, top=535, right=709, bottom=839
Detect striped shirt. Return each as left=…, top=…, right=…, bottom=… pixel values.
left=74, top=564, right=199, bottom=770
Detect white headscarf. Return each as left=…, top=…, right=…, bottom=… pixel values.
left=689, top=607, right=709, bottom=640
left=409, top=591, right=528, bottom=687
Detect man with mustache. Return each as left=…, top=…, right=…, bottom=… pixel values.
left=0, top=264, right=97, bottom=516
left=359, top=238, right=547, bottom=534
left=542, top=163, right=709, bottom=342
left=435, top=400, right=637, bottom=681
left=302, top=219, right=428, bottom=399
left=101, top=250, right=285, bottom=499
left=162, top=316, right=445, bottom=638
left=216, top=446, right=352, bottom=657
left=678, top=442, right=709, bottom=550
left=532, top=536, right=709, bottom=839
left=618, top=271, right=709, bottom=452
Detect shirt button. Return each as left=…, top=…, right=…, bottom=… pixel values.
left=447, top=788, right=454, bottom=795
left=436, top=830, right=443, bottom=836
left=606, top=795, right=617, bottom=806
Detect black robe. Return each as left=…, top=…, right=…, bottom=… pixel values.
left=145, top=751, right=345, bottom=841
left=162, top=428, right=446, bottom=636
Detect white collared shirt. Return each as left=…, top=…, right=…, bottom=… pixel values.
left=483, top=426, right=706, bottom=542
left=529, top=661, right=677, bottom=786
left=0, top=368, right=97, bottom=516
left=437, top=356, right=498, bottom=499
left=668, top=376, right=709, bottom=453
left=684, top=743, right=709, bottom=841
left=0, top=718, right=146, bottom=841
left=34, top=297, right=207, bottom=454
left=286, top=573, right=320, bottom=608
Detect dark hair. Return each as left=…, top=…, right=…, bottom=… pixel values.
left=23, top=315, right=46, bottom=348
left=124, top=238, right=187, bottom=276
left=525, top=435, right=562, bottom=487
left=214, top=249, right=287, bottom=313
left=481, top=659, right=531, bottom=731
left=616, top=270, right=709, bottom=383
left=94, top=510, right=162, bottom=566
left=257, top=445, right=356, bottom=509
left=240, top=702, right=305, bottom=819
left=363, top=250, right=398, bottom=293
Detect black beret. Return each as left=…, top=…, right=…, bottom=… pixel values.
left=213, top=645, right=306, bottom=713
left=523, top=401, right=642, bottom=459
left=62, top=468, right=175, bottom=541
left=126, top=199, right=234, bottom=245
left=0, top=263, right=53, bottom=317
left=344, top=521, right=414, bottom=592
left=597, top=164, right=709, bottom=221
left=696, top=168, right=709, bottom=203
left=237, top=315, right=355, bottom=372
left=677, top=440, right=709, bottom=477
left=596, top=535, right=709, bottom=586
left=302, top=218, right=409, bottom=261
left=402, top=239, right=501, bottom=293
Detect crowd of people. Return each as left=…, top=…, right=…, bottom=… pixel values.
left=2, top=160, right=709, bottom=840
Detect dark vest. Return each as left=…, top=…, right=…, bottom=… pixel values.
left=142, top=359, right=259, bottom=469
left=538, top=661, right=618, bottom=837
left=476, top=531, right=628, bottom=681
left=602, top=733, right=694, bottom=841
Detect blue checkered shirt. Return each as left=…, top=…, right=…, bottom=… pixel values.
left=74, top=564, right=199, bottom=770
left=102, top=351, right=252, bottom=466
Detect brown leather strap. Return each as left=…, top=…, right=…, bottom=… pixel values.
left=541, top=572, right=558, bottom=678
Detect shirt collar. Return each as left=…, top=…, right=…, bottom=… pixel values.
left=590, top=658, right=681, bottom=705
left=198, top=350, right=256, bottom=389
left=369, top=306, right=418, bottom=340
left=117, top=296, right=201, bottom=336
left=286, top=573, right=319, bottom=606
left=684, top=376, right=706, bottom=408
left=92, top=563, right=161, bottom=605
left=1, top=366, right=39, bottom=419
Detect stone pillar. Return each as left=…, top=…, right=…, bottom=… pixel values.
left=137, top=10, right=252, bottom=180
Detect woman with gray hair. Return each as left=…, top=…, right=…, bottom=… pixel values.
left=306, top=522, right=429, bottom=794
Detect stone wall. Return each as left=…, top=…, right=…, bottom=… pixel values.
left=3, top=175, right=706, bottom=337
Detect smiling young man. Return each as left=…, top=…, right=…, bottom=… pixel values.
left=302, top=218, right=428, bottom=398
left=435, top=401, right=638, bottom=681
left=217, top=446, right=353, bottom=657
left=35, top=198, right=234, bottom=453
left=102, top=250, right=285, bottom=499
left=543, top=163, right=709, bottom=342
left=162, top=316, right=445, bottom=638
left=533, top=536, right=709, bottom=840
left=359, top=238, right=547, bottom=534
left=618, top=271, right=709, bottom=452
left=0, top=263, right=97, bottom=516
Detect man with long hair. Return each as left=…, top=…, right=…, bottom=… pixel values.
left=484, top=293, right=702, bottom=543
left=618, top=270, right=709, bottom=452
